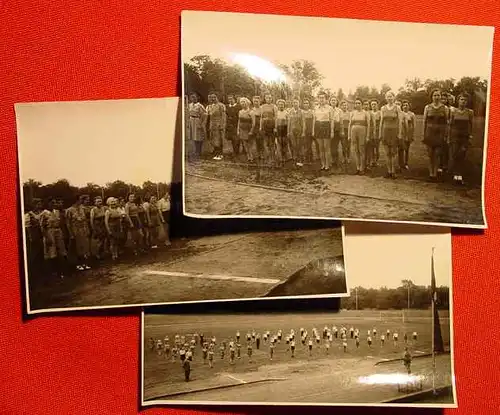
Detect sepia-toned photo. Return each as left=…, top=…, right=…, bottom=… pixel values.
left=17, top=97, right=348, bottom=313
left=141, top=223, right=455, bottom=408
left=181, top=10, right=493, bottom=228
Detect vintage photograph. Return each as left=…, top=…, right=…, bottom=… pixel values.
left=182, top=10, right=493, bottom=228
left=17, top=97, right=347, bottom=313
left=141, top=223, right=455, bottom=407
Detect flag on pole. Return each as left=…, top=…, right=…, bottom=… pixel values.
left=431, top=248, right=445, bottom=353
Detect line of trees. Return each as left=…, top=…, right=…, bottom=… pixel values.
left=23, top=179, right=171, bottom=210
left=185, top=55, right=488, bottom=115
left=340, top=280, right=449, bottom=310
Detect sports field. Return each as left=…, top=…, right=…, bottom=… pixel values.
left=143, top=309, right=454, bottom=405
left=185, top=115, right=485, bottom=226
left=28, top=227, right=344, bottom=311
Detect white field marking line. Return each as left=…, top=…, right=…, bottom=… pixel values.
left=414, top=350, right=426, bottom=354
left=225, top=374, right=247, bottom=384
left=142, top=270, right=281, bottom=285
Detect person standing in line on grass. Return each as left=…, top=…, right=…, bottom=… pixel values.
left=236, top=341, right=242, bottom=359
left=449, top=92, right=474, bottom=185
left=312, top=91, right=334, bottom=171
left=260, top=93, right=278, bottom=167
left=290, top=339, right=296, bottom=358
left=157, top=192, right=171, bottom=247
left=208, top=344, right=214, bottom=368
left=156, top=339, right=163, bottom=356
left=163, top=341, right=171, bottom=359
left=202, top=343, right=208, bottom=364
left=256, top=333, right=261, bottom=350
left=355, top=336, right=360, bottom=348
left=250, top=96, right=263, bottom=164
left=343, top=338, right=348, bottom=352
left=330, top=96, right=342, bottom=168
left=247, top=342, right=253, bottom=363
left=288, top=98, right=304, bottom=167
left=393, top=332, right=399, bottom=347
left=207, top=92, right=226, bottom=160
left=136, top=195, right=149, bottom=251
left=379, top=91, right=403, bottom=179
left=90, top=196, right=108, bottom=260
left=144, top=195, right=164, bottom=249
left=302, top=99, right=317, bottom=163
left=387, top=328, right=391, bottom=338
left=124, top=193, right=143, bottom=256
left=438, top=92, right=454, bottom=175
left=373, top=327, right=377, bottom=337
left=171, top=344, right=178, bottom=362
left=423, top=89, right=449, bottom=181
left=412, top=331, right=418, bottom=341
left=367, top=336, right=372, bottom=348
left=380, top=334, right=385, bottom=346
left=188, top=93, right=207, bottom=159
left=370, top=99, right=382, bottom=167
left=183, top=357, right=191, bottom=382
left=339, top=100, right=351, bottom=168
left=66, top=195, right=91, bottom=271
left=324, top=339, right=330, bottom=355
left=275, top=99, right=289, bottom=167
left=226, top=95, right=241, bottom=159
left=399, top=100, right=416, bottom=171
left=362, top=100, right=373, bottom=169
left=40, top=199, right=68, bottom=279
left=403, top=347, right=412, bottom=374
left=349, top=98, right=371, bottom=175
left=230, top=345, right=236, bottom=364
left=237, top=97, right=255, bottom=163
left=269, top=340, right=275, bottom=361
left=308, top=338, right=313, bottom=356
left=25, top=198, right=44, bottom=271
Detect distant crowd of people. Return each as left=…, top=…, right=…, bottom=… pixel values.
left=187, top=89, right=474, bottom=185
left=148, top=324, right=418, bottom=382
left=24, top=193, right=171, bottom=278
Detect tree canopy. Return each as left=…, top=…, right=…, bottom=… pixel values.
left=340, top=280, right=449, bottom=310
left=22, top=179, right=170, bottom=210
left=185, top=55, right=488, bottom=115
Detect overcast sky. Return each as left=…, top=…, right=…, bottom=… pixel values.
left=16, top=98, right=179, bottom=187
left=343, top=222, right=451, bottom=289
left=182, top=11, right=494, bottom=94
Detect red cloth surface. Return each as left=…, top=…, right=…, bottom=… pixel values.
left=1, top=1, right=499, bottom=414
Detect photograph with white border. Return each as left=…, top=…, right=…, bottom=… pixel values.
left=181, top=10, right=493, bottom=229
left=141, top=223, right=455, bottom=407
left=16, top=97, right=347, bottom=314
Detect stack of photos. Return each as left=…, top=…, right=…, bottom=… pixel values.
left=15, top=8, right=494, bottom=411
left=141, top=223, right=455, bottom=407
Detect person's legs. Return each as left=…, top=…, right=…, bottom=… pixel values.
left=404, top=141, right=411, bottom=167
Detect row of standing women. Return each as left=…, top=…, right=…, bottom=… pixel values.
left=187, top=89, right=474, bottom=184
left=24, top=193, right=171, bottom=278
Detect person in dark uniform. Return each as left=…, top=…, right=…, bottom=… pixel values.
left=183, top=358, right=191, bottom=382
left=449, top=92, right=474, bottom=185
left=423, top=89, right=449, bottom=181
left=226, top=95, right=241, bottom=159
left=403, top=347, right=412, bottom=374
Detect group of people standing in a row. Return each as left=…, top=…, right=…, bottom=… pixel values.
left=24, top=193, right=171, bottom=278
left=187, top=88, right=474, bottom=184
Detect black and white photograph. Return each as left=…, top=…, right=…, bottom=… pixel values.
left=17, top=97, right=347, bottom=313
left=182, top=10, right=493, bottom=228
left=141, top=223, right=455, bottom=408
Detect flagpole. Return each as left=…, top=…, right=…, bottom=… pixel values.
left=431, top=247, right=436, bottom=393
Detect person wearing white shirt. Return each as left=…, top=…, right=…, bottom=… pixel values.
left=157, top=193, right=171, bottom=246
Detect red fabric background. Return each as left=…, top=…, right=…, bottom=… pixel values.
left=1, top=1, right=499, bottom=414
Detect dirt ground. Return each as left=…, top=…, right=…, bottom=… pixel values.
left=184, top=116, right=486, bottom=226
left=143, top=310, right=453, bottom=404
left=28, top=228, right=344, bottom=311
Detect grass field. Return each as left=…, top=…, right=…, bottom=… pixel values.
left=143, top=309, right=453, bottom=404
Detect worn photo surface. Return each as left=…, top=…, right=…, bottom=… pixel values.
left=182, top=10, right=493, bottom=228
left=17, top=99, right=347, bottom=313
left=141, top=223, right=455, bottom=407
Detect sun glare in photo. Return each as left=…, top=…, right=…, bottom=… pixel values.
left=358, top=373, right=424, bottom=385
left=231, top=53, right=287, bottom=83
